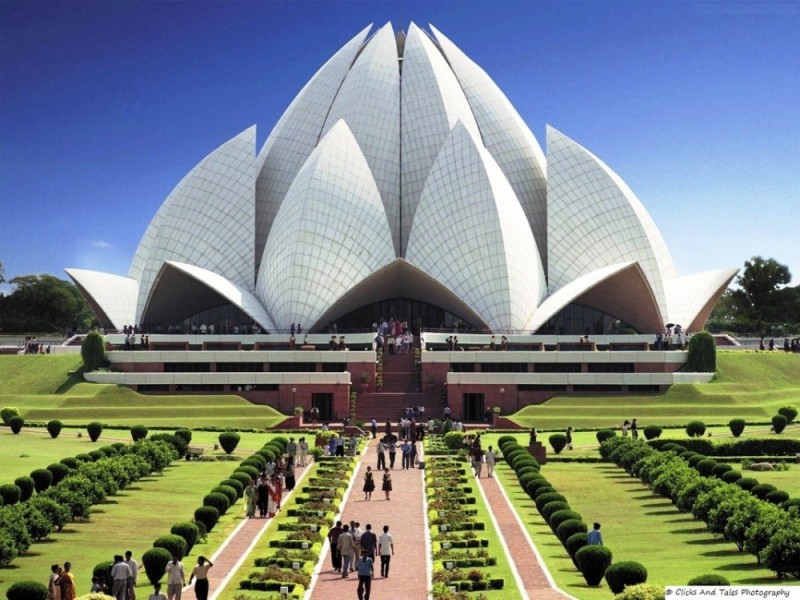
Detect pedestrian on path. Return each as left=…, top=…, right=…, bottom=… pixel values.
left=188, top=556, right=213, bottom=600
left=587, top=522, right=604, bottom=545
left=371, top=418, right=377, bottom=439
left=337, top=524, right=356, bottom=576
left=165, top=555, right=185, bottom=600
left=363, top=466, right=375, bottom=500
left=356, top=549, right=374, bottom=600
left=388, top=437, right=397, bottom=469
left=327, top=521, right=344, bottom=572
left=298, top=437, right=308, bottom=466
left=359, top=524, right=377, bottom=560
left=244, top=479, right=256, bottom=517
left=382, top=468, right=392, bottom=500
left=485, top=446, right=496, bottom=478
left=376, top=440, right=387, bottom=471
left=110, top=555, right=131, bottom=600
left=378, top=525, right=394, bottom=578
left=124, top=551, right=139, bottom=600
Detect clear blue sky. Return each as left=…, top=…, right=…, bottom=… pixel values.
left=1, top=0, right=798, bottom=292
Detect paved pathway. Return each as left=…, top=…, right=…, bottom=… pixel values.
left=476, top=471, right=573, bottom=600
left=308, top=437, right=430, bottom=600
left=197, top=460, right=314, bottom=600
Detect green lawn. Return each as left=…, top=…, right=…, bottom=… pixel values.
left=491, top=461, right=796, bottom=600
left=509, top=352, right=800, bottom=429
left=0, top=355, right=287, bottom=429
left=0, top=459, right=239, bottom=592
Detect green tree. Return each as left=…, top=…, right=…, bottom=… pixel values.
left=731, top=257, right=791, bottom=333
left=0, top=274, right=94, bottom=333
left=81, top=330, right=106, bottom=370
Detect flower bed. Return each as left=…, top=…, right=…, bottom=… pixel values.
left=427, top=457, right=505, bottom=596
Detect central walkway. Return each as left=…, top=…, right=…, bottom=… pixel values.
left=309, top=437, right=430, bottom=599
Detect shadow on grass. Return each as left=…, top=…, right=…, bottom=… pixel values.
left=0, top=564, right=21, bottom=570
left=701, top=549, right=742, bottom=558
left=647, top=509, right=680, bottom=516
left=683, top=538, right=729, bottom=546
left=55, top=368, right=88, bottom=394
left=664, top=516, right=695, bottom=524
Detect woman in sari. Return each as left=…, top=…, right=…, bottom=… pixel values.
left=58, top=562, right=76, bottom=600
left=48, top=564, right=62, bottom=600
left=244, top=479, right=257, bottom=518
left=267, top=476, right=279, bottom=517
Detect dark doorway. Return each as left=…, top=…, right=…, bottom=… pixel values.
left=312, top=393, right=333, bottom=422
left=463, top=393, right=484, bottom=422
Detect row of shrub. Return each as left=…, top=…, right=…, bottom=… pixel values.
left=239, top=455, right=358, bottom=598
left=140, top=433, right=288, bottom=585
left=497, top=435, right=650, bottom=593
left=601, top=437, right=800, bottom=579
left=0, top=438, right=178, bottom=569
left=648, top=436, right=800, bottom=457
left=428, top=455, right=504, bottom=597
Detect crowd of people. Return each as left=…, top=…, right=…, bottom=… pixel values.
left=327, top=521, right=394, bottom=599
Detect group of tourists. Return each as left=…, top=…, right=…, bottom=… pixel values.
left=327, top=521, right=395, bottom=600
left=22, top=336, right=51, bottom=354
left=463, top=434, right=497, bottom=478
left=621, top=418, right=640, bottom=439
left=46, top=551, right=213, bottom=600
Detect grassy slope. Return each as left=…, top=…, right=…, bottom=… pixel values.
left=510, top=352, right=800, bottom=429
left=0, top=355, right=287, bottom=429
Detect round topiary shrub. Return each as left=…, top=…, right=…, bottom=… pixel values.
left=605, top=561, right=648, bottom=594
left=513, top=455, right=540, bottom=471
left=1, top=406, right=20, bottom=425
left=556, top=519, right=587, bottom=545
left=443, top=431, right=465, bottom=449
left=234, top=465, right=259, bottom=480
left=643, top=426, right=662, bottom=441
left=575, top=545, right=613, bottom=586
left=711, top=463, right=733, bottom=478
left=30, top=468, right=53, bottom=492
left=535, top=492, right=567, bottom=513
left=525, top=479, right=552, bottom=498
left=218, top=432, right=241, bottom=454
left=695, top=459, right=718, bottom=477
left=221, top=478, right=244, bottom=498
left=153, top=534, right=188, bottom=559
left=736, top=477, right=758, bottom=491
left=46, top=463, right=69, bottom=485
left=60, top=457, right=79, bottom=470
left=505, top=448, right=528, bottom=465
left=14, top=476, right=34, bottom=502
left=211, top=485, right=238, bottom=506
left=87, top=422, right=103, bottom=442
left=771, top=415, right=788, bottom=434
left=777, top=405, right=798, bottom=424
left=81, top=329, right=106, bottom=370
left=533, top=486, right=557, bottom=499
left=687, top=574, right=730, bottom=586
left=687, top=454, right=705, bottom=467
left=228, top=471, right=252, bottom=488
left=565, top=532, right=588, bottom=567
left=784, top=498, right=800, bottom=511
left=764, top=490, right=790, bottom=505
left=130, top=425, right=149, bottom=442
left=751, top=483, right=777, bottom=500
left=686, top=421, right=706, bottom=437
left=99, top=445, right=117, bottom=457
left=9, top=415, right=24, bottom=434
left=728, top=418, right=745, bottom=437
left=660, top=443, right=683, bottom=453
left=171, top=521, right=200, bottom=555
left=549, top=509, right=583, bottom=532
left=0, top=484, right=21, bottom=505
left=256, top=448, right=276, bottom=462
left=541, top=501, right=571, bottom=523
left=46, top=419, right=63, bottom=439
left=142, top=547, right=172, bottom=585
left=175, top=428, right=192, bottom=444
left=519, top=473, right=543, bottom=490
left=517, top=466, right=541, bottom=480
left=88, top=450, right=105, bottom=462
left=596, top=429, right=616, bottom=444
left=6, top=581, right=48, bottom=600
left=549, top=433, right=568, bottom=454
left=194, top=506, right=220, bottom=532
left=203, top=492, right=230, bottom=515
left=721, top=470, right=743, bottom=484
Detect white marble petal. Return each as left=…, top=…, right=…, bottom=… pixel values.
left=407, top=120, right=545, bottom=331
left=431, top=25, right=549, bottom=269
left=667, top=268, right=738, bottom=332
left=130, top=126, right=257, bottom=322
left=256, top=120, right=396, bottom=329
left=547, top=125, right=676, bottom=317
left=65, top=269, right=138, bottom=331
left=255, top=24, right=373, bottom=269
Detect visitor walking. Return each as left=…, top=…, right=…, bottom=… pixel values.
left=382, top=468, right=392, bottom=500
left=188, top=556, right=214, bottom=600
left=378, top=525, right=394, bottom=577
left=165, top=555, right=185, bottom=600
left=587, top=522, right=604, bottom=545
left=337, top=524, right=356, bottom=576
left=356, top=549, right=374, bottom=600
left=363, top=466, right=375, bottom=500
left=485, top=446, right=496, bottom=478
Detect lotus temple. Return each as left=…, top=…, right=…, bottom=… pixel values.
left=66, top=23, right=736, bottom=420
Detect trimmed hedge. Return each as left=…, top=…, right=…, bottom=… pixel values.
left=728, top=419, right=745, bottom=437
left=142, top=547, right=172, bottom=585
left=605, top=561, right=648, bottom=594
left=14, top=477, right=34, bottom=502
left=771, top=415, right=787, bottom=434
left=687, top=574, right=730, bottom=586
left=686, top=421, right=706, bottom=438
left=153, top=534, right=188, bottom=559
left=30, top=469, right=53, bottom=492
left=556, top=519, right=587, bottom=545
left=6, top=581, right=47, bottom=600
left=171, top=522, right=200, bottom=555
left=575, top=545, right=612, bottom=586
left=218, top=432, right=241, bottom=454
left=131, top=425, right=149, bottom=441
left=46, top=420, right=63, bottom=439
left=9, top=416, right=24, bottom=434
left=87, top=421, right=103, bottom=442
left=194, top=506, right=220, bottom=532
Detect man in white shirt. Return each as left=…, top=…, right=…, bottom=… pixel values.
left=125, top=550, right=139, bottom=600
left=378, top=525, right=394, bottom=578
left=165, top=555, right=185, bottom=600
left=110, top=554, right=132, bottom=600
left=485, top=446, right=497, bottom=478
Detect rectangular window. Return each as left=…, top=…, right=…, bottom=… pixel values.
left=518, top=384, right=568, bottom=392
left=216, top=363, right=264, bottom=373
left=572, top=385, right=623, bottom=392
left=534, top=363, right=581, bottom=373
left=164, top=363, right=211, bottom=373
left=586, top=363, right=634, bottom=373
left=479, top=363, right=528, bottom=373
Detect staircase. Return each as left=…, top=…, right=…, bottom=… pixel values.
left=355, top=348, right=443, bottom=422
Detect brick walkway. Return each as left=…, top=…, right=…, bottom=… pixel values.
left=308, top=437, right=430, bottom=600
left=199, top=461, right=314, bottom=600
left=477, top=472, right=573, bottom=600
